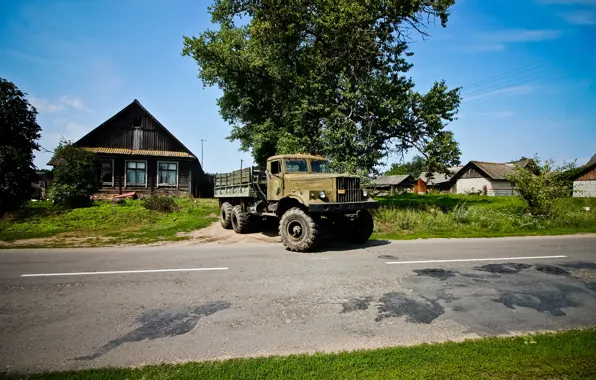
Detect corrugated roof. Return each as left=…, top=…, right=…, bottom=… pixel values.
left=81, top=147, right=195, bottom=158
left=47, top=147, right=194, bottom=166
left=372, top=175, right=412, bottom=186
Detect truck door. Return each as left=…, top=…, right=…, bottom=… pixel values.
left=268, top=160, right=283, bottom=200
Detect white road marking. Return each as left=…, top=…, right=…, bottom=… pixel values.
left=385, top=255, right=567, bottom=265
left=21, top=267, right=228, bottom=277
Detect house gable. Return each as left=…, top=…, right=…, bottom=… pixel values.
left=75, top=99, right=196, bottom=157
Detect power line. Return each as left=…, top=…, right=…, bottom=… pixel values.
left=461, top=60, right=547, bottom=89
left=462, top=70, right=560, bottom=98
left=461, top=75, right=564, bottom=103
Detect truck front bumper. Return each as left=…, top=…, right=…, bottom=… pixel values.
left=308, top=200, right=379, bottom=213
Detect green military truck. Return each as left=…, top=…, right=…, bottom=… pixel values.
left=214, top=154, right=378, bottom=251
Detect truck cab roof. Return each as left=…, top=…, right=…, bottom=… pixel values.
left=267, top=154, right=328, bottom=161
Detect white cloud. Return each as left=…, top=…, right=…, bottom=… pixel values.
left=477, top=111, right=516, bottom=118
left=463, top=85, right=535, bottom=102
left=464, top=43, right=506, bottom=52
left=560, top=9, right=596, bottom=24
left=538, top=0, right=596, bottom=6
left=49, top=121, right=89, bottom=144
left=485, top=29, right=563, bottom=42
left=30, top=96, right=90, bottom=113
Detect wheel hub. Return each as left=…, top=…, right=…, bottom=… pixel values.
left=287, top=221, right=304, bottom=240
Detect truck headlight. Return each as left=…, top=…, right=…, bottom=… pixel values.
left=362, top=190, right=368, bottom=198
left=319, top=191, right=326, bottom=199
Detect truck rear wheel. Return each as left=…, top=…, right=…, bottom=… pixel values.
left=231, top=205, right=250, bottom=234
left=347, top=210, right=374, bottom=244
left=220, top=202, right=233, bottom=229
left=279, top=207, right=320, bottom=252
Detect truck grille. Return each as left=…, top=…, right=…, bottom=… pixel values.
left=336, top=177, right=362, bottom=202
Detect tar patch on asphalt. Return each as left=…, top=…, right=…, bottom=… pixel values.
left=413, top=268, right=456, bottom=280
left=341, top=297, right=373, bottom=313
left=375, top=292, right=444, bottom=324
left=74, top=300, right=231, bottom=361
left=534, top=265, right=570, bottom=276
left=474, top=263, right=532, bottom=274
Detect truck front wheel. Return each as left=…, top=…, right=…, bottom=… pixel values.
left=220, top=202, right=233, bottom=229
left=279, top=207, right=320, bottom=252
left=231, top=205, right=250, bottom=234
left=347, top=210, right=374, bottom=244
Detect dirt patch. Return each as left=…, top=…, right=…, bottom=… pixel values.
left=176, top=221, right=281, bottom=245
left=0, top=235, right=117, bottom=248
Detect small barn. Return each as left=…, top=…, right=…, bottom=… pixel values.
left=48, top=99, right=205, bottom=197
left=370, top=175, right=415, bottom=195
left=572, top=154, right=596, bottom=198
left=451, top=160, right=530, bottom=196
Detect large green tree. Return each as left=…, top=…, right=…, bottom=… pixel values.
left=0, top=77, right=42, bottom=214
left=386, top=155, right=427, bottom=178
left=183, top=0, right=461, bottom=174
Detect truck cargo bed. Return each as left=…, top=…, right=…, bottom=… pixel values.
left=214, top=166, right=267, bottom=198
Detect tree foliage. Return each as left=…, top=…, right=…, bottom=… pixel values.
left=182, top=0, right=461, bottom=174
left=506, top=157, right=575, bottom=216
left=49, top=141, right=99, bottom=208
left=0, top=77, right=42, bottom=214
left=386, top=155, right=427, bottom=178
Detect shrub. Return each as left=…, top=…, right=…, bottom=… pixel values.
left=49, top=141, right=99, bottom=208
left=143, top=195, right=179, bottom=213
left=505, top=157, right=575, bottom=217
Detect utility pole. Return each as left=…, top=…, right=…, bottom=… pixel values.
left=201, top=139, right=207, bottom=169
left=240, top=159, right=243, bottom=171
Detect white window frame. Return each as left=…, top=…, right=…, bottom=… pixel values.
left=124, top=160, right=148, bottom=188
left=101, top=159, right=115, bottom=188
left=157, top=160, right=179, bottom=188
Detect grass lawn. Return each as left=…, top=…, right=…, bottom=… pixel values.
left=6, top=328, right=596, bottom=379
left=0, top=197, right=219, bottom=248
left=372, top=193, right=596, bottom=240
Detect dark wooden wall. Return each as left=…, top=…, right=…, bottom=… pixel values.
left=78, top=104, right=189, bottom=153
left=578, top=166, right=596, bottom=181
left=459, top=166, right=483, bottom=179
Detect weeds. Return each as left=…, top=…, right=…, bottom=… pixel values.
left=372, top=194, right=596, bottom=240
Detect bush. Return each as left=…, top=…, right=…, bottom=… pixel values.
left=143, top=195, right=179, bottom=213
left=49, top=141, right=99, bottom=208
left=505, top=157, right=575, bottom=217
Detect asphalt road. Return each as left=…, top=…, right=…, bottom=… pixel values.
left=1, top=235, right=596, bottom=374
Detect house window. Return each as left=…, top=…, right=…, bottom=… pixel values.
left=158, top=161, right=178, bottom=187
left=126, top=161, right=147, bottom=187
left=101, top=160, right=114, bottom=186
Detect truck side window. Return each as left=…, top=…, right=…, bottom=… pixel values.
left=271, top=161, right=281, bottom=174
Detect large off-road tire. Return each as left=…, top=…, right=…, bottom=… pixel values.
left=346, top=210, right=374, bottom=244
left=220, top=202, right=233, bottom=229
left=231, top=205, right=250, bottom=234
left=279, top=207, right=320, bottom=252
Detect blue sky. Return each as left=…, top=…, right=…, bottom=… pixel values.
left=1, top=0, right=594, bottom=173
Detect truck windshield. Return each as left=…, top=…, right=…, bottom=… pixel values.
left=311, top=160, right=331, bottom=173
left=286, top=159, right=308, bottom=172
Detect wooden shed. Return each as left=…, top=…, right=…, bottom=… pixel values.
left=48, top=99, right=205, bottom=197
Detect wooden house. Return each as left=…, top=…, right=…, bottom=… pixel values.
left=572, top=154, right=596, bottom=198
left=48, top=99, right=204, bottom=197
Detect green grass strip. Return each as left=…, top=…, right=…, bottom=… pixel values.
left=7, top=328, right=596, bottom=379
